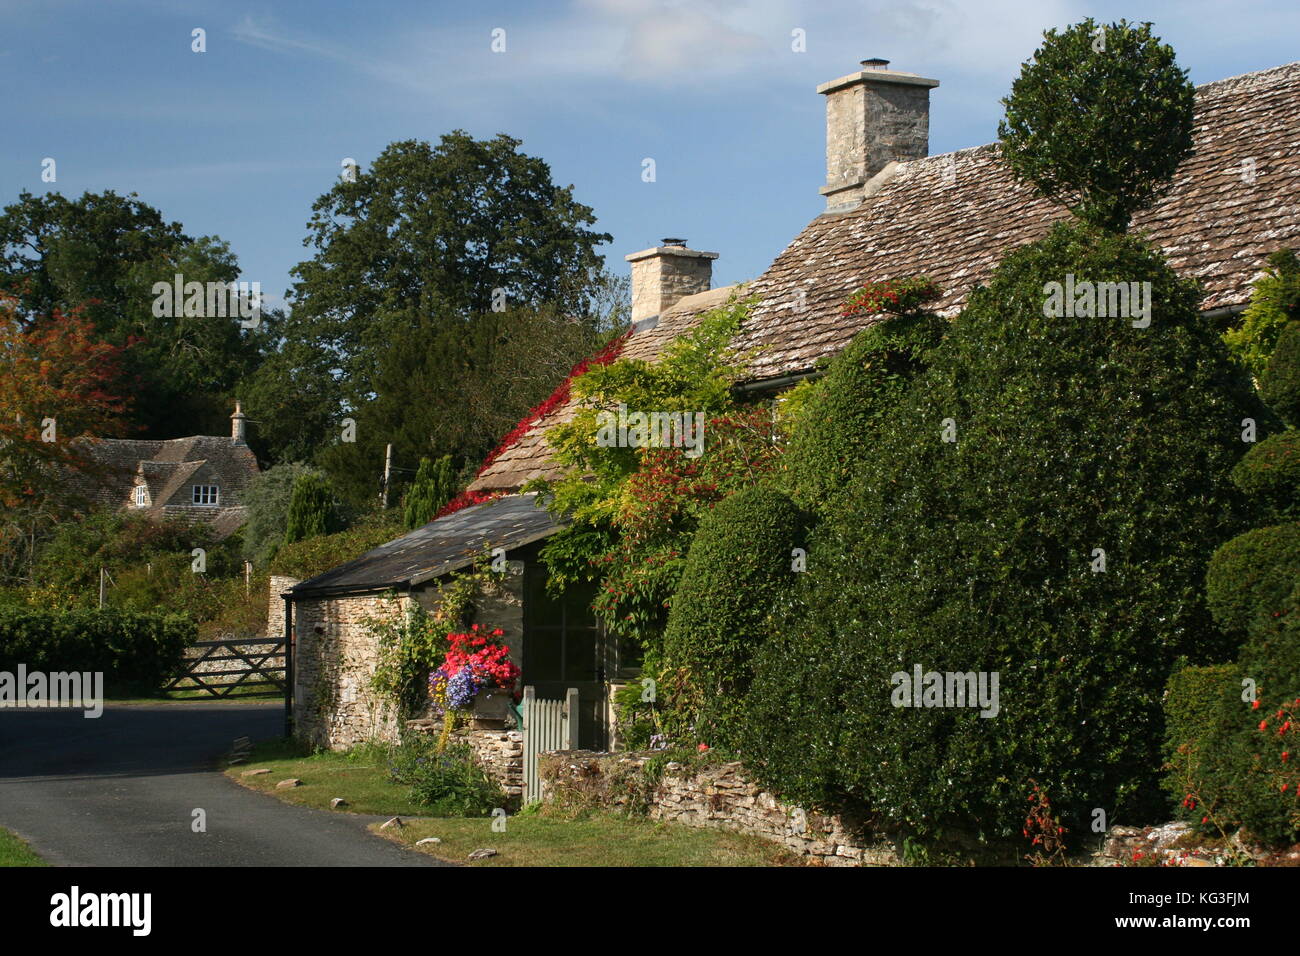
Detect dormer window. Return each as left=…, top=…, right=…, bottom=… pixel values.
left=134, top=485, right=148, bottom=508
left=192, top=484, right=220, bottom=506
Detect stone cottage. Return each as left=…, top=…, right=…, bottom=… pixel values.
left=65, top=403, right=260, bottom=539
left=286, top=57, right=1300, bottom=760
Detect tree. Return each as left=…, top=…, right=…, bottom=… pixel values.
left=0, top=190, right=267, bottom=438
left=998, top=19, right=1195, bottom=232
left=0, top=294, right=130, bottom=583
left=243, top=463, right=323, bottom=568
left=284, top=134, right=619, bottom=500
left=285, top=133, right=613, bottom=407
left=404, top=456, right=457, bottom=530
left=1226, top=250, right=1300, bottom=385
left=283, top=472, right=341, bottom=544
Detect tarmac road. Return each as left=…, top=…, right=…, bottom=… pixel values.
left=0, top=701, right=443, bottom=867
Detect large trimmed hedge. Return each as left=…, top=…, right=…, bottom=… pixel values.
left=659, top=486, right=810, bottom=745
left=0, top=608, right=193, bottom=693
left=742, top=221, right=1269, bottom=844
left=1204, top=523, right=1300, bottom=640
left=781, top=313, right=946, bottom=517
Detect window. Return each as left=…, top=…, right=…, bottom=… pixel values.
left=192, top=485, right=219, bottom=506
left=134, top=485, right=147, bottom=507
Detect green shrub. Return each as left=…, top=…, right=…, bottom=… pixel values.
left=1162, top=661, right=1238, bottom=817
left=404, top=455, right=457, bottom=529
left=283, top=472, right=342, bottom=544
left=1226, top=250, right=1300, bottom=384
left=269, top=512, right=404, bottom=580
left=1259, top=317, right=1300, bottom=425
left=658, top=486, right=810, bottom=746
left=1187, top=594, right=1300, bottom=846
left=388, top=737, right=505, bottom=816
left=1204, top=523, right=1300, bottom=640
left=781, top=313, right=946, bottom=516
left=743, top=221, right=1267, bottom=843
left=242, top=463, right=322, bottom=568
left=1231, top=430, right=1300, bottom=519
left=998, top=19, right=1194, bottom=232
left=0, top=607, right=193, bottom=693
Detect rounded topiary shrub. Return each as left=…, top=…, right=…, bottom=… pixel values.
left=1192, top=589, right=1300, bottom=846
left=743, top=220, right=1269, bottom=844
left=1204, top=523, right=1300, bottom=640
left=659, top=486, right=810, bottom=747
left=1260, top=321, right=1300, bottom=426
left=1231, top=430, right=1300, bottom=519
left=781, top=313, right=946, bottom=517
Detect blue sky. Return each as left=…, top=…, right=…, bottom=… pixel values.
left=4, top=0, right=1298, bottom=310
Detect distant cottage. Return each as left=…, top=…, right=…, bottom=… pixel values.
left=284, top=58, right=1300, bottom=760
left=65, top=403, right=260, bottom=540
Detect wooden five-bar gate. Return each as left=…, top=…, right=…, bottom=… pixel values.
left=165, top=636, right=287, bottom=698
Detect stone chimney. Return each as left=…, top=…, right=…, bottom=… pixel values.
left=625, top=239, right=718, bottom=325
left=231, top=401, right=247, bottom=446
left=818, top=58, right=940, bottom=211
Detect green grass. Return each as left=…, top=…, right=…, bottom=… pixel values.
left=0, top=828, right=46, bottom=867
left=228, top=738, right=802, bottom=866
left=378, top=812, right=802, bottom=867
left=225, top=738, right=433, bottom=816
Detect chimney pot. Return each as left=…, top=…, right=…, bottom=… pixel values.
left=231, top=400, right=247, bottom=446
left=861, top=58, right=890, bottom=70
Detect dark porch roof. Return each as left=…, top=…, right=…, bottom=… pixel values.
left=287, top=493, right=564, bottom=599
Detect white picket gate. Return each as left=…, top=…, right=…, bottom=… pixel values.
left=521, top=686, right=579, bottom=805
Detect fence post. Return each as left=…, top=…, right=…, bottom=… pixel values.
left=564, top=687, right=580, bottom=750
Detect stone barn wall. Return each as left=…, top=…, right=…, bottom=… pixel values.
left=292, top=592, right=411, bottom=750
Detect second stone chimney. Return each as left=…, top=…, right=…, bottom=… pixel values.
left=625, top=239, right=719, bottom=325
left=231, top=401, right=247, bottom=446
left=818, top=58, right=940, bottom=212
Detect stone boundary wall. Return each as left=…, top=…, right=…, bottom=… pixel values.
left=539, top=751, right=901, bottom=866
left=406, top=719, right=525, bottom=805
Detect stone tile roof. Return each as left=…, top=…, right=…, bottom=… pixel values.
left=289, top=493, right=565, bottom=597
left=467, top=61, right=1299, bottom=496
left=468, top=284, right=741, bottom=493
left=737, top=61, right=1300, bottom=381
left=63, top=435, right=260, bottom=530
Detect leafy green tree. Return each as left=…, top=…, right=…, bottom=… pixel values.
left=404, top=456, right=457, bottom=529
left=243, top=463, right=322, bottom=568
left=998, top=19, right=1195, bottom=232
left=284, top=133, right=618, bottom=499
left=0, top=190, right=269, bottom=438
left=283, top=472, right=342, bottom=544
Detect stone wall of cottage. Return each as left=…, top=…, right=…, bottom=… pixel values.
left=539, top=751, right=901, bottom=866
left=292, top=592, right=410, bottom=750
left=292, top=564, right=526, bottom=751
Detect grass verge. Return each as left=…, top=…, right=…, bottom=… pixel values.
left=375, top=811, right=803, bottom=867
left=228, top=737, right=802, bottom=866
left=0, top=828, right=46, bottom=867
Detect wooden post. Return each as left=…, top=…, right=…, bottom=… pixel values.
left=98, top=567, right=105, bottom=609
left=564, top=687, right=580, bottom=750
